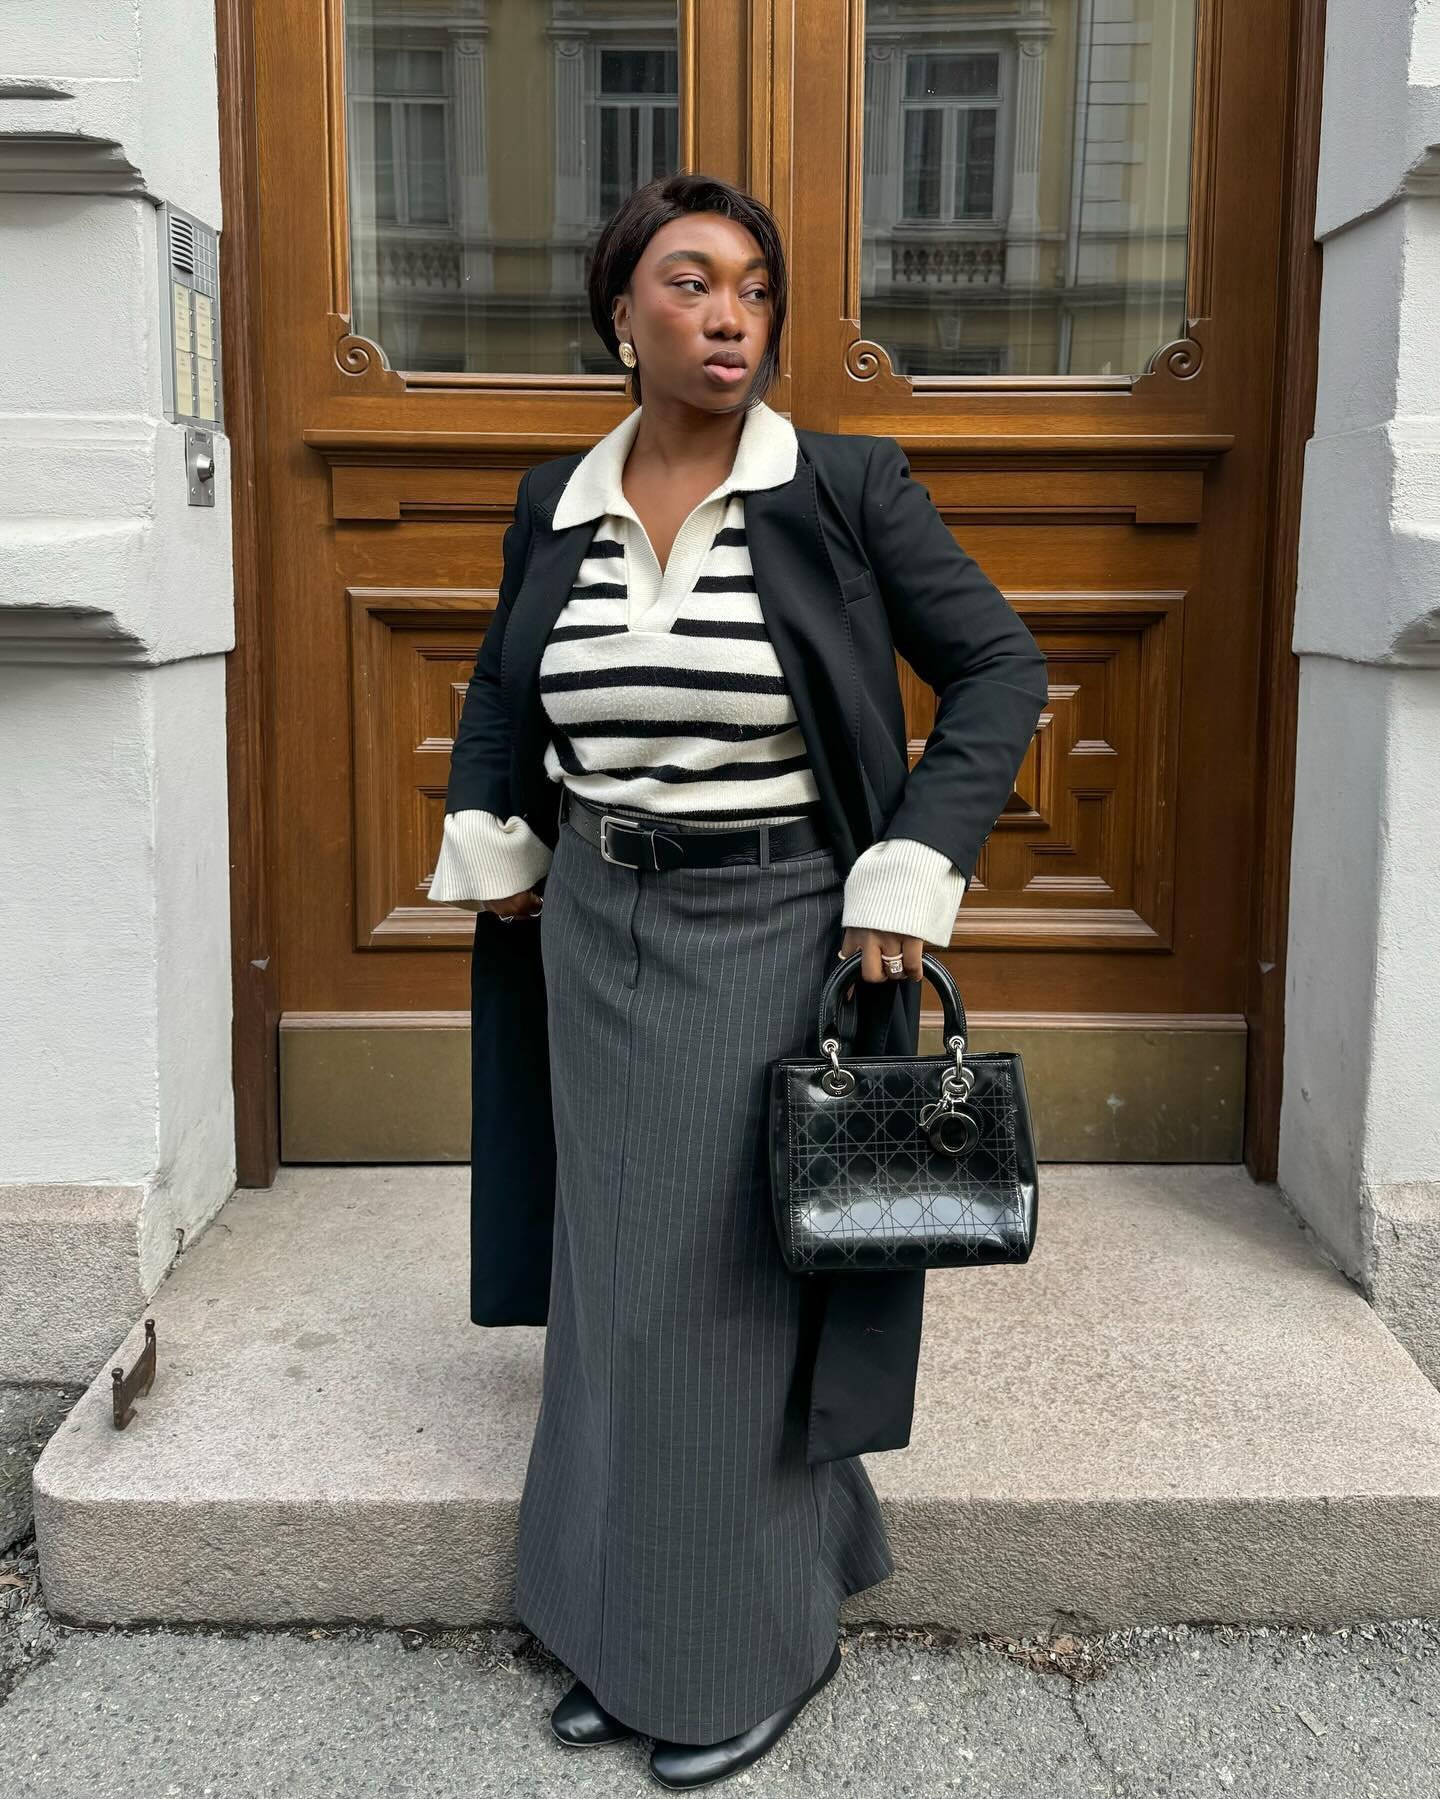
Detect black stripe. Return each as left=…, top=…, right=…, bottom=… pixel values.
left=691, top=574, right=759, bottom=593
left=562, top=755, right=815, bottom=786
left=554, top=616, right=769, bottom=643
left=552, top=717, right=799, bottom=743
left=541, top=666, right=790, bottom=696
left=667, top=618, right=770, bottom=640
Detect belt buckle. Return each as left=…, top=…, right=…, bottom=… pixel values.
left=599, top=813, right=642, bottom=868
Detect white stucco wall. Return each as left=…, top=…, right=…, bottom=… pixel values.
left=0, top=0, right=236, bottom=1383
left=0, top=0, right=221, bottom=219
left=1281, top=0, right=1440, bottom=1375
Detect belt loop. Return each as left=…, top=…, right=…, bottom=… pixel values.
left=758, top=823, right=771, bottom=867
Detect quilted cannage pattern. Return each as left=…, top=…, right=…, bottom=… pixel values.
left=768, top=1053, right=1038, bottom=1273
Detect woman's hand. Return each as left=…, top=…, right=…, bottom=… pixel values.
left=838, top=925, right=924, bottom=995
left=482, top=886, right=544, bottom=923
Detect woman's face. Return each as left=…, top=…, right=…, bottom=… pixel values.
left=612, top=211, right=775, bottom=412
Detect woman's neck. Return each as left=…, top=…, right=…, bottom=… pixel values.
left=627, top=398, right=749, bottom=482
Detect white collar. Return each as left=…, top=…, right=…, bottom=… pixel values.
left=549, top=398, right=798, bottom=531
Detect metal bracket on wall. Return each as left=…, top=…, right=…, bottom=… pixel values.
left=111, top=1318, right=157, bottom=1429
left=186, top=428, right=216, bottom=507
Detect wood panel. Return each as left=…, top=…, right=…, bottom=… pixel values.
left=345, top=586, right=500, bottom=947
left=992, top=589, right=1186, bottom=949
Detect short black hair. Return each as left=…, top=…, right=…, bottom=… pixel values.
left=587, top=172, right=787, bottom=407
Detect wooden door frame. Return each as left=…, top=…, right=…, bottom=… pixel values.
left=215, top=0, right=1325, bottom=1189
left=1242, top=0, right=1327, bottom=1180
left=218, top=0, right=280, bottom=1187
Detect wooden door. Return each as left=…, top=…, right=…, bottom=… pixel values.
left=241, top=0, right=1307, bottom=1167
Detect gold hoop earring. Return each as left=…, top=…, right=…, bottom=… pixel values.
left=618, top=341, right=637, bottom=368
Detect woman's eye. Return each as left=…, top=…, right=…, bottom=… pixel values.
left=674, top=278, right=769, bottom=300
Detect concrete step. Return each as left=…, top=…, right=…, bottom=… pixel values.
left=32, top=1164, right=1440, bottom=1633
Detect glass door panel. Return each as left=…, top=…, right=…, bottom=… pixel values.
left=344, top=0, right=683, bottom=375
left=861, top=0, right=1198, bottom=379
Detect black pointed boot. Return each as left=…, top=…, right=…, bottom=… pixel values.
left=550, top=1676, right=637, bottom=1747
left=648, top=1641, right=842, bottom=1789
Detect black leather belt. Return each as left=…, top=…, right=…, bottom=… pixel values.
left=561, top=787, right=830, bottom=871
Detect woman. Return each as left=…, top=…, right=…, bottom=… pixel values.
left=429, top=172, right=1047, bottom=1788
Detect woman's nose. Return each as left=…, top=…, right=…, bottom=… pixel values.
left=706, top=294, right=743, bottom=333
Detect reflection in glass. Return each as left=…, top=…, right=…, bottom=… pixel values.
left=862, top=1, right=1197, bottom=378
left=345, top=0, right=681, bottom=374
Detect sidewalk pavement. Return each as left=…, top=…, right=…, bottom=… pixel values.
left=3, top=1532, right=1439, bottom=1797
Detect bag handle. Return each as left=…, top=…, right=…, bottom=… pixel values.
left=817, top=950, right=969, bottom=1055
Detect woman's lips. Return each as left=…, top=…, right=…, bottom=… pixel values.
left=702, top=361, right=748, bottom=384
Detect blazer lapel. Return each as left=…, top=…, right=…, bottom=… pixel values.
left=501, top=492, right=598, bottom=839
left=741, top=459, right=872, bottom=866
left=504, top=449, right=872, bottom=866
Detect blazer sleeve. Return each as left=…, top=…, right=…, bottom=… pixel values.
left=859, top=435, right=1047, bottom=885
left=444, top=466, right=535, bottom=817
left=428, top=468, right=555, bottom=907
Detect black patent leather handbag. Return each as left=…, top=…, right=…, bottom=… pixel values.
left=768, top=950, right=1038, bottom=1275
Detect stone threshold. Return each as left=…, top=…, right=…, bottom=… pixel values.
left=32, top=1163, right=1440, bottom=1632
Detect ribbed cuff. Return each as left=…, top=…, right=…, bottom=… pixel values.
left=428, top=809, right=554, bottom=911
left=840, top=836, right=967, bottom=948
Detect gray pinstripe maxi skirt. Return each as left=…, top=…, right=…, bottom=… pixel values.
left=512, top=797, right=895, bottom=1744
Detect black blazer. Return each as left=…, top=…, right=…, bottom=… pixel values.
left=446, top=426, right=1048, bottom=1466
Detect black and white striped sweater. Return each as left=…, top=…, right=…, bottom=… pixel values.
left=430, top=400, right=967, bottom=947
left=534, top=490, right=820, bottom=822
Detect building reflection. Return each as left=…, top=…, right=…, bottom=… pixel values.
left=344, top=0, right=1194, bottom=379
